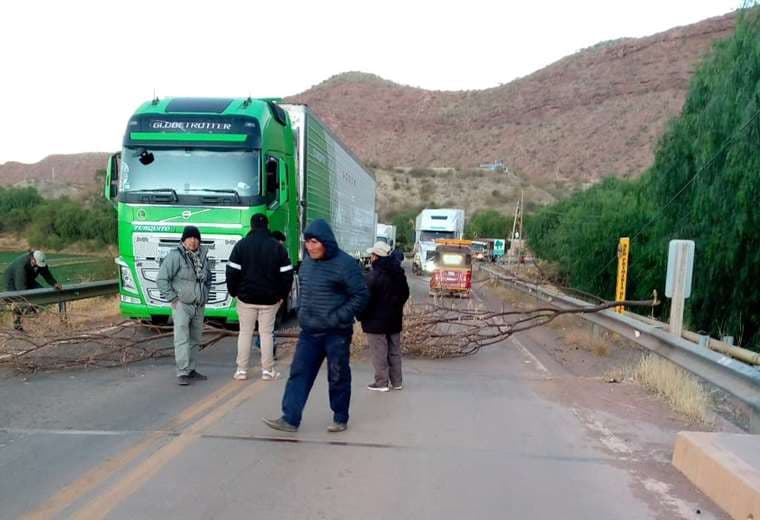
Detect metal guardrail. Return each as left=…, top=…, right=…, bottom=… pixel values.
left=0, top=280, right=119, bottom=306
left=480, top=265, right=760, bottom=433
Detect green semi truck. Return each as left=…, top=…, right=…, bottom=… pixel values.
left=105, top=97, right=376, bottom=323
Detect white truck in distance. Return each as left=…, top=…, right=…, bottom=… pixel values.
left=376, top=223, right=397, bottom=248
left=412, top=208, right=465, bottom=274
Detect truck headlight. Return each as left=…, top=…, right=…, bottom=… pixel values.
left=424, top=260, right=437, bottom=272
left=120, top=266, right=138, bottom=293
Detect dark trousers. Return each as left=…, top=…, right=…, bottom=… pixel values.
left=366, top=333, right=402, bottom=387
left=282, top=331, right=352, bottom=427
left=12, top=281, right=42, bottom=329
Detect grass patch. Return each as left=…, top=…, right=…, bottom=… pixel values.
left=561, top=327, right=610, bottom=356
left=633, top=354, right=713, bottom=425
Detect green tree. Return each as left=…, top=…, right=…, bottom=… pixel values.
left=465, top=209, right=513, bottom=239
left=524, top=7, right=760, bottom=349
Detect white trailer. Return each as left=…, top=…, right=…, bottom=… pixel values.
left=282, top=104, right=376, bottom=261
left=376, top=223, right=397, bottom=248
left=413, top=208, right=465, bottom=274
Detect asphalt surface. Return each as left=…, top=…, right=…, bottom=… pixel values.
left=0, top=267, right=716, bottom=519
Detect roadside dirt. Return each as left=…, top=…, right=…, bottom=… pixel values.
left=472, top=272, right=738, bottom=520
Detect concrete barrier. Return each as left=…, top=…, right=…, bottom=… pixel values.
left=673, top=431, right=760, bottom=519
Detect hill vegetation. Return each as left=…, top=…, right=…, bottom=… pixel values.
left=0, top=183, right=116, bottom=251
left=526, top=7, right=760, bottom=350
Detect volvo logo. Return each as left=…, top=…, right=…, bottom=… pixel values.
left=136, top=209, right=147, bottom=220
left=182, top=210, right=192, bottom=219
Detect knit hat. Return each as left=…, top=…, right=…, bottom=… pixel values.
left=181, top=225, right=201, bottom=242
left=251, top=213, right=268, bottom=229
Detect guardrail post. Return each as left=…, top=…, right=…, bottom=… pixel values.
left=58, top=301, right=69, bottom=325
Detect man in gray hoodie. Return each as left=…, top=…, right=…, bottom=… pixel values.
left=157, top=225, right=212, bottom=385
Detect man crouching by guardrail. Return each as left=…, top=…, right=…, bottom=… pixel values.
left=157, top=226, right=212, bottom=386
left=4, top=250, right=62, bottom=332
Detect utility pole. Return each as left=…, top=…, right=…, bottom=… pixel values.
left=509, top=191, right=525, bottom=269
left=510, top=197, right=520, bottom=241
left=518, top=190, right=524, bottom=244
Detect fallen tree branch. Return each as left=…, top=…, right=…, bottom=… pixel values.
left=0, top=287, right=659, bottom=371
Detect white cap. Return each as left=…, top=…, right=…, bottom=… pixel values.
left=32, top=250, right=47, bottom=267
left=366, top=241, right=391, bottom=257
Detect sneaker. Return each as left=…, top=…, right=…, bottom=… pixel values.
left=177, top=375, right=190, bottom=386
left=233, top=369, right=248, bottom=380
left=327, top=422, right=347, bottom=433
left=188, top=370, right=207, bottom=381
left=367, top=383, right=390, bottom=392
left=262, top=417, right=298, bottom=432
left=391, top=384, right=403, bottom=390
left=262, top=369, right=281, bottom=381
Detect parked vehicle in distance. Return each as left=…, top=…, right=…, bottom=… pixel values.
left=413, top=208, right=465, bottom=275
left=429, top=239, right=473, bottom=297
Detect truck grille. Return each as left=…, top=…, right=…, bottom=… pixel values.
left=132, top=233, right=240, bottom=308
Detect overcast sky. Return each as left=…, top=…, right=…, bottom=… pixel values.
left=0, top=0, right=740, bottom=164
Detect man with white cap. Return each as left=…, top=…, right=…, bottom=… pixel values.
left=359, top=241, right=410, bottom=392
left=4, top=250, right=62, bottom=331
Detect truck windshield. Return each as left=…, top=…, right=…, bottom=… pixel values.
left=420, top=230, right=454, bottom=241
left=121, top=149, right=259, bottom=201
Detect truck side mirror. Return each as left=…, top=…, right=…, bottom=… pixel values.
left=105, top=152, right=121, bottom=207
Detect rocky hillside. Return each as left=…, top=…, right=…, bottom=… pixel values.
left=0, top=12, right=737, bottom=207
left=288, top=13, right=736, bottom=187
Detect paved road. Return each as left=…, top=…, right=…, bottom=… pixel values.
left=0, top=267, right=720, bottom=519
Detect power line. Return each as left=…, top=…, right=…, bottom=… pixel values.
left=588, top=105, right=760, bottom=281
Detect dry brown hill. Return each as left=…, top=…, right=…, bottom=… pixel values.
left=0, top=153, right=109, bottom=199
left=288, top=13, right=736, bottom=187
left=0, top=12, right=736, bottom=208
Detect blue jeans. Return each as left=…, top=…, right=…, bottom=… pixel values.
left=282, top=331, right=352, bottom=427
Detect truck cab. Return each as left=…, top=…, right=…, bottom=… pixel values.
left=106, top=97, right=376, bottom=324
left=412, top=208, right=465, bottom=275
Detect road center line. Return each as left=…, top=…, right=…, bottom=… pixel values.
left=70, top=380, right=267, bottom=520
left=21, top=379, right=248, bottom=520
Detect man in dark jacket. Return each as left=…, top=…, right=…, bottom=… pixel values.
left=264, top=219, right=368, bottom=433
left=157, top=226, right=212, bottom=386
left=4, top=250, right=62, bottom=331
left=253, top=230, right=288, bottom=359
left=360, top=242, right=410, bottom=391
left=227, top=214, right=293, bottom=381
left=391, top=245, right=405, bottom=266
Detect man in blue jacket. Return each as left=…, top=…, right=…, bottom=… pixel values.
left=264, top=219, right=368, bottom=433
